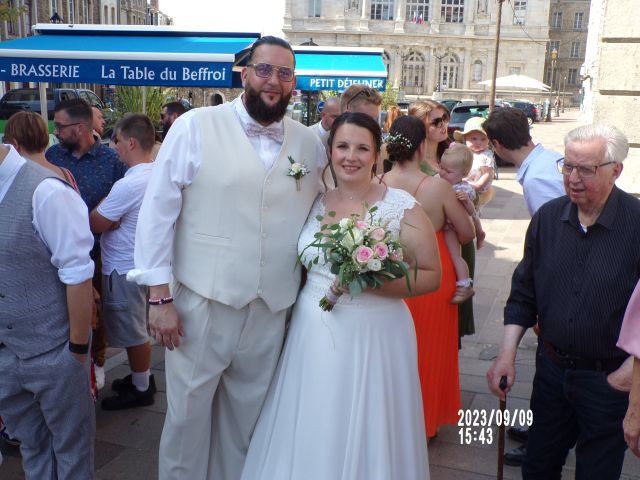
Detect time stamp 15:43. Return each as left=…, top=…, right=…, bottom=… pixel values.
left=458, top=409, right=533, bottom=445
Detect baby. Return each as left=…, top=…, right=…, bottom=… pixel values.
left=454, top=116, right=495, bottom=209
left=439, top=143, right=486, bottom=304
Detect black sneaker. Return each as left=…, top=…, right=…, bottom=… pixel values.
left=507, top=426, right=529, bottom=443
left=101, top=375, right=156, bottom=411
left=111, top=373, right=157, bottom=394
left=504, top=445, right=527, bottom=466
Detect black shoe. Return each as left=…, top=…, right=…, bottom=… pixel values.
left=111, top=374, right=132, bottom=393
left=504, top=445, right=527, bottom=466
left=507, top=425, right=529, bottom=443
left=101, top=375, right=156, bottom=411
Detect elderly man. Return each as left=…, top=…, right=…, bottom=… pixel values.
left=487, top=124, right=640, bottom=479
left=309, top=96, right=340, bottom=146
left=129, top=36, right=325, bottom=480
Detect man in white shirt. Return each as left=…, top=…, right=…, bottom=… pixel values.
left=89, top=114, right=155, bottom=411
left=129, top=36, right=326, bottom=480
left=0, top=143, right=95, bottom=478
left=309, top=96, right=340, bottom=147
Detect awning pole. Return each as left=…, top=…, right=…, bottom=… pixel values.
left=38, top=83, right=47, bottom=123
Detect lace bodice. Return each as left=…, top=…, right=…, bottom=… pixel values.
left=297, top=187, right=417, bottom=305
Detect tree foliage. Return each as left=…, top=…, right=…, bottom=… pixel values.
left=380, top=84, right=399, bottom=111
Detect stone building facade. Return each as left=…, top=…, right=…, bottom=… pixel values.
left=543, top=0, right=589, bottom=105
left=582, top=0, right=639, bottom=194
left=284, top=0, right=551, bottom=101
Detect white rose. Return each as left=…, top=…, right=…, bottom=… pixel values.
left=339, top=218, right=352, bottom=230
left=340, top=228, right=364, bottom=249
left=291, top=163, right=303, bottom=174
left=367, top=259, right=383, bottom=271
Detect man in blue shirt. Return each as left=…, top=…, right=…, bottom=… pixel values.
left=483, top=107, right=565, bottom=216
left=47, top=98, right=126, bottom=387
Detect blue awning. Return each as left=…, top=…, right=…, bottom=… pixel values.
left=0, top=24, right=259, bottom=87
left=292, top=47, right=387, bottom=92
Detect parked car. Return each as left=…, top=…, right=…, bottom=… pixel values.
left=447, top=103, right=497, bottom=140
left=511, top=100, right=539, bottom=125
left=439, top=99, right=460, bottom=111
left=0, top=88, right=105, bottom=120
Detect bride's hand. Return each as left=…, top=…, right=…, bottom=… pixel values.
left=332, top=277, right=350, bottom=295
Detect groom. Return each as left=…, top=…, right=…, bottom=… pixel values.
left=129, top=36, right=325, bottom=479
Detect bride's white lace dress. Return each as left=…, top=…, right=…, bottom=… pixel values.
left=240, top=187, right=429, bottom=480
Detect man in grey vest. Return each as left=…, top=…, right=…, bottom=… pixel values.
left=129, top=36, right=326, bottom=480
left=0, top=143, right=95, bottom=478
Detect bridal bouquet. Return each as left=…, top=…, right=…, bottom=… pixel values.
left=299, top=205, right=411, bottom=311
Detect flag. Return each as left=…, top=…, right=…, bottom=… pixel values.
left=419, top=13, right=423, bottom=24
left=412, top=11, right=417, bottom=23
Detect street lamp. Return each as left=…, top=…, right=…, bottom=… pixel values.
left=434, top=51, right=447, bottom=93
left=546, top=48, right=557, bottom=122
left=561, top=75, right=566, bottom=112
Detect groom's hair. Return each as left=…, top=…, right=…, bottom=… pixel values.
left=247, top=36, right=296, bottom=68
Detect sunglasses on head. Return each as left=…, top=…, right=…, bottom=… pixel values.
left=346, top=87, right=377, bottom=111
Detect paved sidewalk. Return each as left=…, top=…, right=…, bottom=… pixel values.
left=2, top=109, right=639, bottom=479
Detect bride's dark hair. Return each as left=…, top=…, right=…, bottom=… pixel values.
left=323, top=112, right=382, bottom=189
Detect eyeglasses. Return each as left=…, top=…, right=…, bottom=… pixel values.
left=429, top=112, right=450, bottom=128
left=556, top=158, right=616, bottom=177
left=247, top=63, right=295, bottom=82
left=53, top=122, right=80, bottom=131
left=346, top=87, right=377, bottom=111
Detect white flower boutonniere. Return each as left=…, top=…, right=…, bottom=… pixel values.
left=287, top=155, right=310, bottom=191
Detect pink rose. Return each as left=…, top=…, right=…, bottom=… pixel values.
left=374, top=242, right=389, bottom=260
left=369, top=227, right=386, bottom=242
left=355, top=220, right=368, bottom=230
left=355, top=245, right=374, bottom=264
left=389, top=248, right=404, bottom=262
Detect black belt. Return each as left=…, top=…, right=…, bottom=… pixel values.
left=543, top=340, right=625, bottom=373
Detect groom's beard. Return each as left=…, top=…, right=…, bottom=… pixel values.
left=244, top=84, right=291, bottom=125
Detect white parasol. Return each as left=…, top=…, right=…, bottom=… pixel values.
left=479, top=74, right=550, bottom=91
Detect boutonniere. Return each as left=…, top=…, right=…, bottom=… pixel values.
left=287, top=155, right=310, bottom=191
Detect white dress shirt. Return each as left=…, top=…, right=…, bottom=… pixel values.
left=97, top=162, right=153, bottom=275
left=0, top=145, right=94, bottom=285
left=128, top=97, right=327, bottom=287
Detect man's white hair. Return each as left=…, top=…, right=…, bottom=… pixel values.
left=564, top=124, right=629, bottom=163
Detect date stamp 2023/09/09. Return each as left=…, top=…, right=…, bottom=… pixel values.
left=458, top=408, right=533, bottom=445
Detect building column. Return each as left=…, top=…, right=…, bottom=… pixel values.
left=462, top=46, right=472, bottom=89
left=283, top=0, right=292, bottom=30
left=428, top=47, right=438, bottom=94
left=394, top=0, right=406, bottom=33
left=464, top=0, right=476, bottom=34
left=361, top=0, right=370, bottom=19
left=430, top=0, right=441, bottom=33
left=394, top=49, right=404, bottom=90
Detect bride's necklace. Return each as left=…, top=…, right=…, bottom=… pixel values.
left=337, top=185, right=371, bottom=202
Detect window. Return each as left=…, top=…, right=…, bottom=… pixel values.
left=551, top=11, right=562, bottom=29
left=111, top=6, right=115, bottom=23
left=406, top=0, right=429, bottom=22
left=68, top=0, right=75, bottom=23
left=549, top=41, right=560, bottom=57
left=50, top=0, right=58, bottom=14
left=573, top=12, right=584, bottom=30
left=509, top=66, right=521, bottom=75
left=568, top=68, right=578, bottom=85
left=309, top=0, right=321, bottom=17
left=103, top=5, right=108, bottom=23
left=570, top=42, right=580, bottom=58
left=472, top=60, right=483, bottom=82
left=347, top=0, right=360, bottom=9
left=371, top=0, right=394, bottom=20
left=439, top=54, right=460, bottom=89
left=513, top=0, right=526, bottom=25
left=403, top=51, right=426, bottom=92
left=441, top=0, right=463, bottom=23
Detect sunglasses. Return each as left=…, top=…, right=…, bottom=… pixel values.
left=247, top=63, right=295, bottom=82
left=346, top=87, right=377, bottom=111
left=430, top=113, right=450, bottom=128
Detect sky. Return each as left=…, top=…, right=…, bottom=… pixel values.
left=159, top=0, right=285, bottom=36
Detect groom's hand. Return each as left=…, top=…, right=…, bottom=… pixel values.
left=150, top=303, right=184, bottom=351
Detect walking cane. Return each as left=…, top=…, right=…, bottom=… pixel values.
left=497, top=376, right=508, bottom=480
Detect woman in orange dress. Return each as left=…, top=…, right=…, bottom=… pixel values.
left=380, top=114, right=475, bottom=438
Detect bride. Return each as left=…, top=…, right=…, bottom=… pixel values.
left=240, top=112, right=441, bottom=480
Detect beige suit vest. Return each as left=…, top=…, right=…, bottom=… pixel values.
left=173, top=104, right=320, bottom=312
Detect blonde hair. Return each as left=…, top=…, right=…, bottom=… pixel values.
left=408, top=99, right=446, bottom=122
left=441, top=144, right=474, bottom=176
left=340, top=84, right=382, bottom=112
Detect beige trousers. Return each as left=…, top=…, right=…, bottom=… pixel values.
left=158, top=282, right=287, bottom=480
